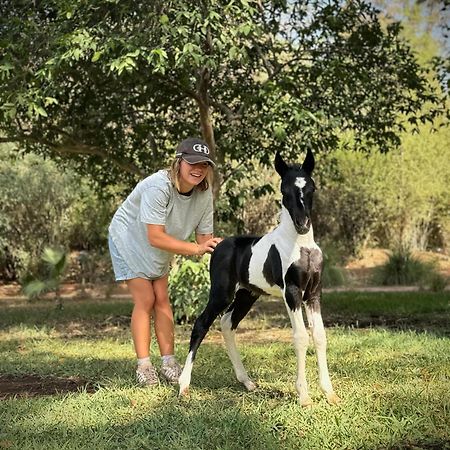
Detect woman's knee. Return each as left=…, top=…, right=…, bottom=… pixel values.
left=153, top=292, right=172, bottom=313
left=133, top=298, right=154, bottom=315
left=127, top=278, right=155, bottom=313
left=152, top=276, right=171, bottom=311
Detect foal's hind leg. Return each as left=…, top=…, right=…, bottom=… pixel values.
left=221, top=289, right=259, bottom=391
left=179, top=285, right=233, bottom=396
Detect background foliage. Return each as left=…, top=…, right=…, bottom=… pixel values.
left=0, top=0, right=448, bottom=286
left=0, top=144, right=116, bottom=281
left=0, top=0, right=445, bottom=194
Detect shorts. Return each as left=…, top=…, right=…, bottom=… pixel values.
left=108, top=235, right=167, bottom=281
left=108, top=235, right=142, bottom=281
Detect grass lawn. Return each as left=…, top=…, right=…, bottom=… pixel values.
left=0, top=292, right=449, bottom=450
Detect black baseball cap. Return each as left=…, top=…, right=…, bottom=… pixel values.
left=176, top=137, right=216, bottom=167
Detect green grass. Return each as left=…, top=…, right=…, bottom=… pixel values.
left=0, top=293, right=449, bottom=450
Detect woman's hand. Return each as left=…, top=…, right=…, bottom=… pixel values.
left=196, top=237, right=223, bottom=256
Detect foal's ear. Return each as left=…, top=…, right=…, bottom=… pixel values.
left=302, top=148, right=315, bottom=175
left=275, top=152, right=288, bottom=177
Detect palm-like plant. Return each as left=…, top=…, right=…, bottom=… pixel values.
left=23, top=247, right=68, bottom=309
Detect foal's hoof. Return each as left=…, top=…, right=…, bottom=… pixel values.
left=243, top=380, right=257, bottom=392
left=326, top=392, right=341, bottom=405
left=300, top=396, right=314, bottom=408
left=179, top=386, right=190, bottom=397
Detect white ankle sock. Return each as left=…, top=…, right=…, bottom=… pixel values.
left=137, top=356, right=151, bottom=367
left=161, top=355, right=175, bottom=365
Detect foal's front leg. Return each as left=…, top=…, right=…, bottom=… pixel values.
left=284, top=285, right=313, bottom=407
left=304, top=301, right=340, bottom=405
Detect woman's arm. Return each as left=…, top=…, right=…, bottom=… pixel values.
left=147, top=225, right=220, bottom=256
left=196, top=233, right=213, bottom=244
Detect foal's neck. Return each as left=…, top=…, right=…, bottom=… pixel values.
left=276, top=207, right=316, bottom=248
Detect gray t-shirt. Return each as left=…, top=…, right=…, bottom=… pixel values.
left=109, top=170, right=213, bottom=279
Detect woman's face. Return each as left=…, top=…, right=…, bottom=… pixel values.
left=178, top=160, right=209, bottom=192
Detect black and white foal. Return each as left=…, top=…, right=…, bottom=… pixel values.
left=179, top=150, right=340, bottom=406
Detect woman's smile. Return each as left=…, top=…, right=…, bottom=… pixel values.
left=179, top=161, right=209, bottom=192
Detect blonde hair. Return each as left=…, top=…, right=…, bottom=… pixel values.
left=168, top=157, right=213, bottom=192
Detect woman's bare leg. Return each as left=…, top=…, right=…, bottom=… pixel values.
left=127, top=278, right=156, bottom=358
left=152, top=275, right=175, bottom=356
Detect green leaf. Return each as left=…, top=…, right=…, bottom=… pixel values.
left=44, top=97, right=58, bottom=106
left=23, top=280, right=47, bottom=299
left=42, top=247, right=65, bottom=265
left=91, top=51, right=102, bottom=62
left=34, top=105, right=48, bottom=117
left=229, top=46, right=239, bottom=59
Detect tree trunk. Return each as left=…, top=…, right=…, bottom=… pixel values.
left=197, top=67, right=222, bottom=200
left=198, top=100, right=222, bottom=200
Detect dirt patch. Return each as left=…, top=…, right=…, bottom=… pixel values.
left=0, top=282, right=129, bottom=300
left=0, top=374, right=97, bottom=400
left=346, top=248, right=450, bottom=274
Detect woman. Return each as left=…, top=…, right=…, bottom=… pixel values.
left=108, top=137, right=221, bottom=386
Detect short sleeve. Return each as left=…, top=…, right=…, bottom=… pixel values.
left=140, top=186, right=170, bottom=225
left=196, top=189, right=214, bottom=235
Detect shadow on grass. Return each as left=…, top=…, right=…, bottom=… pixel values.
left=249, top=292, right=450, bottom=337
left=1, top=292, right=449, bottom=337
left=1, top=394, right=284, bottom=450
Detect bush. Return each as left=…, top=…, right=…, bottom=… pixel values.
left=372, top=248, right=446, bottom=289
left=322, top=265, right=346, bottom=288
left=321, top=244, right=347, bottom=288
left=0, top=145, right=117, bottom=281
left=425, top=271, right=448, bottom=292
left=169, top=255, right=210, bottom=324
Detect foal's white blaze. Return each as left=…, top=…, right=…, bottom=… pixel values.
left=295, top=177, right=306, bottom=207
left=295, top=177, right=307, bottom=190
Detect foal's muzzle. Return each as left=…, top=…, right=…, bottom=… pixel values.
left=294, top=217, right=311, bottom=235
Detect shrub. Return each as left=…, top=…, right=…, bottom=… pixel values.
left=0, top=145, right=117, bottom=281
left=425, top=271, right=447, bottom=292
left=322, top=265, right=346, bottom=288
left=22, top=247, right=68, bottom=309
left=321, top=244, right=347, bottom=288
left=372, top=248, right=445, bottom=288
left=169, top=255, right=210, bottom=324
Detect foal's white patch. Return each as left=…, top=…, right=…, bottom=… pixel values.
left=247, top=238, right=283, bottom=298
left=295, top=177, right=306, bottom=207
left=178, top=351, right=194, bottom=394
left=295, top=177, right=307, bottom=191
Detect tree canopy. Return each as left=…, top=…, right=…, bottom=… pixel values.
left=0, top=0, right=445, bottom=191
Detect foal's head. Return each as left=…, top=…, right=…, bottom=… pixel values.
left=275, top=149, right=316, bottom=235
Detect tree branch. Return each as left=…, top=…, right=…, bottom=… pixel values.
left=210, top=100, right=242, bottom=122
left=1, top=132, right=145, bottom=177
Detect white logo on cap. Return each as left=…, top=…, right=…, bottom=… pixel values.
left=193, top=144, right=210, bottom=154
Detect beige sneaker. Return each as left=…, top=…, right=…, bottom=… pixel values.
left=160, top=358, right=182, bottom=384
left=136, top=363, right=159, bottom=386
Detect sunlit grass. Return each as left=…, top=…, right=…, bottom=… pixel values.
left=0, top=294, right=449, bottom=449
